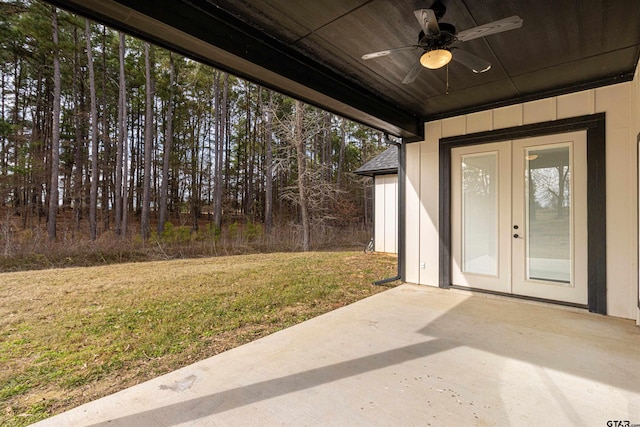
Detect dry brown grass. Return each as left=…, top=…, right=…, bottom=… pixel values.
left=0, top=251, right=397, bottom=426
left=0, top=221, right=373, bottom=272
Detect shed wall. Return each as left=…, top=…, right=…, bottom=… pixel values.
left=374, top=174, right=398, bottom=253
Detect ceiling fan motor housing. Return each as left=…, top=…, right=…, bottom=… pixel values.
left=419, top=22, right=456, bottom=51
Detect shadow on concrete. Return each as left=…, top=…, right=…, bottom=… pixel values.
left=88, top=338, right=458, bottom=426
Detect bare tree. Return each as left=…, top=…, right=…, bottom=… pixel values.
left=47, top=6, right=61, bottom=241
left=273, top=102, right=344, bottom=246
left=294, top=100, right=310, bottom=251
left=86, top=18, right=99, bottom=240
left=337, top=118, right=346, bottom=187
left=323, top=111, right=331, bottom=183
left=264, top=91, right=273, bottom=234
left=530, top=165, right=570, bottom=219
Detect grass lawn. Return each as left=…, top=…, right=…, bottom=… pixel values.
left=0, top=251, right=397, bottom=426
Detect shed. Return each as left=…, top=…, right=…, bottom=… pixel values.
left=354, top=147, right=399, bottom=253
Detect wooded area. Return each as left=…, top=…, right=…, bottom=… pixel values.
left=0, top=1, right=391, bottom=263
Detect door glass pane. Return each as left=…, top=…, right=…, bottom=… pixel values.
left=525, top=145, right=571, bottom=283
left=462, top=153, right=498, bottom=276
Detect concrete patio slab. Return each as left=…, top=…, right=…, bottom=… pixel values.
left=35, top=284, right=640, bottom=426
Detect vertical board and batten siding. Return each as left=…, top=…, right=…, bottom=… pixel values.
left=405, top=74, right=640, bottom=320
left=374, top=174, right=398, bottom=253
left=633, top=66, right=640, bottom=325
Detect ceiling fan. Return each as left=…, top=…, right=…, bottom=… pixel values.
left=362, top=1, right=523, bottom=84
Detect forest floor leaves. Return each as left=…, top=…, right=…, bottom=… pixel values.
left=0, top=251, right=398, bottom=426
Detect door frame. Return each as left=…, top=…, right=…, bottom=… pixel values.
left=439, top=113, right=606, bottom=314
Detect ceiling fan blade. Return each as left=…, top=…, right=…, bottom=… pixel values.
left=456, top=15, right=523, bottom=42
left=413, top=9, right=440, bottom=36
left=362, top=45, right=419, bottom=60
left=451, top=49, right=492, bottom=73
left=402, top=59, right=423, bottom=84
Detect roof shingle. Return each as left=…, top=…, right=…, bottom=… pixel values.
left=353, top=146, right=398, bottom=176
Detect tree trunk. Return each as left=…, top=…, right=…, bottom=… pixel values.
left=72, top=26, right=84, bottom=233
left=213, top=71, right=222, bottom=230
left=0, top=67, right=6, bottom=206
left=294, top=100, right=310, bottom=251
left=337, top=118, right=346, bottom=187
left=557, top=165, right=568, bottom=219
left=190, top=121, right=199, bottom=232
left=323, top=111, right=331, bottom=183
left=101, top=25, right=110, bottom=232
left=265, top=91, right=273, bottom=234
left=115, top=32, right=126, bottom=236
left=158, top=52, right=174, bottom=235
left=214, top=73, right=227, bottom=229
left=141, top=43, right=154, bottom=240
left=86, top=19, right=99, bottom=240
left=244, top=84, right=253, bottom=216
left=47, top=6, right=61, bottom=241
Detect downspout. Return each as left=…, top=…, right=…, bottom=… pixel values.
left=374, top=138, right=405, bottom=285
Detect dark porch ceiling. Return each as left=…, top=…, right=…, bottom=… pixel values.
left=47, top=0, right=640, bottom=140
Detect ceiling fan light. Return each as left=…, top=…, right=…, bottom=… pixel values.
left=420, top=49, right=452, bottom=69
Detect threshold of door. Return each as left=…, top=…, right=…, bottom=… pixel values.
left=448, top=284, right=588, bottom=311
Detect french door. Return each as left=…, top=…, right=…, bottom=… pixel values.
left=451, top=131, right=588, bottom=305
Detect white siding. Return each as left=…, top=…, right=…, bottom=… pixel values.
left=405, top=143, right=421, bottom=282
left=466, top=110, right=493, bottom=134
left=405, top=79, right=640, bottom=320
left=373, top=174, right=398, bottom=253
left=557, top=91, right=595, bottom=119
left=493, top=104, right=522, bottom=129
left=384, top=175, right=398, bottom=253
left=523, top=98, right=556, bottom=124
left=374, top=178, right=386, bottom=252
left=419, top=135, right=440, bottom=286
left=441, top=116, right=466, bottom=137
left=632, top=66, right=640, bottom=325
left=597, top=83, right=634, bottom=319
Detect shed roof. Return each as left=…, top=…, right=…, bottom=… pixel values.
left=354, top=146, right=399, bottom=177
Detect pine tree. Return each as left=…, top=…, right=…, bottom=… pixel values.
left=47, top=6, right=61, bottom=241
